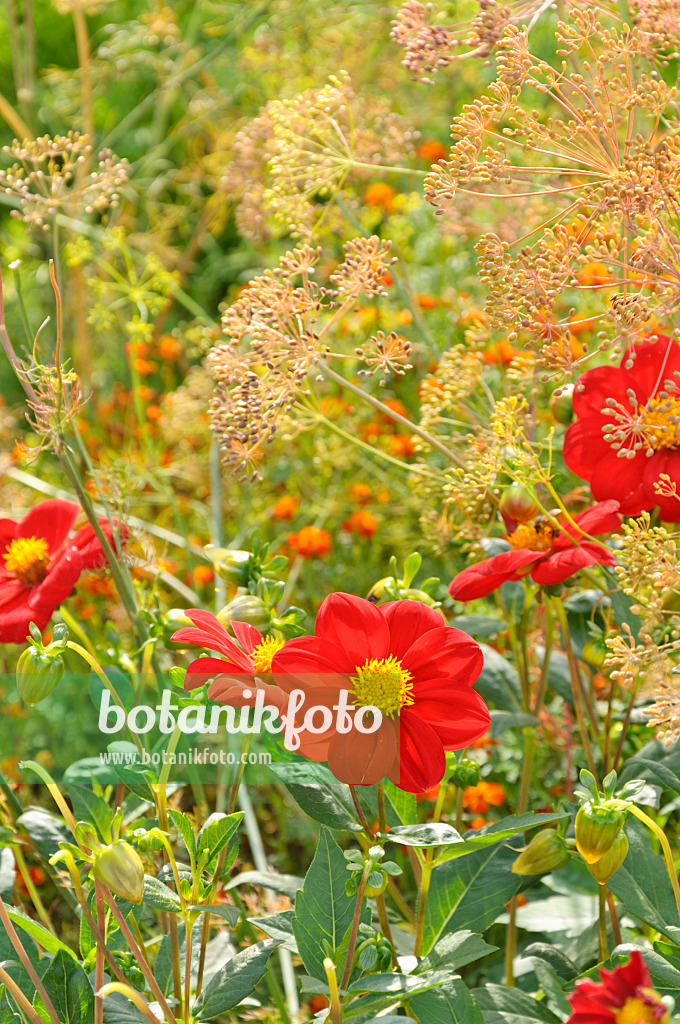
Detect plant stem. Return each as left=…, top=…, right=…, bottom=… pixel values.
left=0, top=963, right=46, bottom=1024
left=13, top=845, right=54, bottom=933
left=0, top=896, right=60, bottom=1024
left=324, top=959, right=343, bottom=1024
left=349, top=785, right=374, bottom=836
left=413, top=855, right=433, bottom=957
left=95, top=885, right=105, bottom=1024
left=606, top=890, right=622, bottom=947
left=341, top=862, right=371, bottom=990
left=97, top=984, right=159, bottom=1024
left=598, top=883, right=609, bottom=961
left=553, top=599, right=598, bottom=779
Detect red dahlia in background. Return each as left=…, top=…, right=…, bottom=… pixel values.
left=449, top=501, right=622, bottom=601
left=566, top=950, right=669, bottom=1023
left=564, top=335, right=680, bottom=520
left=271, top=593, right=490, bottom=793
left=0, top=499, right=123, bottom=644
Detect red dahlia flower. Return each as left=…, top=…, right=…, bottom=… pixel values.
left=172, top=609, right=285, bottom=710
left=271, top=593, right=490, bottom=793
left=566, top=950, right=669, bottom=1023
left=564, top=335, right=680, bottom=520
left=449, top=501, right=622, bottom=602
left=0, top=500, right=83, bottom=644
left=0, top=500, right=126, bottom=644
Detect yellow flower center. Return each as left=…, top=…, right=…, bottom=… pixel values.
left=615, top=994, right=670, bottom=1024
left=639, top=393, right=680, bottom=450
left=350, top=655, right=414, bottom=719
left=250, top=636, right=284, bottom=673
left=507, top=518, right=560, bottom=552
left=3, top=536, right=50, bottom=585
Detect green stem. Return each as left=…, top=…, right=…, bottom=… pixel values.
left=341, top=862, right=371, bottom=990
left=0, top=895, right=60, bottom=1024
left=14, top=846, right=54, bottom=933
left=324, top=959, right=343, bottom=1024
left=553, top=599, right=598, bottom=779
left=0, top=963, right=46, bottom=1024
left=598, top=883, right=609, bottom=961
left=66, top=641, right=144, bottom=756
left=606, top=890, right=622, bottom=947
left=349, top=785, right=374, bottom=837
left=413, top=855, right=433, bottom=957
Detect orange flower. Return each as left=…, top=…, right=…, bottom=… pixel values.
left=364, top=183, right=396, bottom=212
left=389, top=434, right=417, bottom=457
left=192, top=566, right=215, bottom=586
left=134, top=358, right=158, bottom=376
left=482, top=340, right=522, bottom=366
left=272, top=495, right=298, bottom=520
left=575, top=261, right=615, bottom=287
left=308, top=996, right=329, bottom=1013
left=158, top=335, right=180, bottom=360
left=287, top=526, right=333, bottom=559
left=415, top=293, right=438, bottom=309
left=417, top=139, right=447, bottom=163
left=349, top=483, right=372, bottom=504
left=342, top=510, right=377, bottom=538
left=463, top=780, right=505, bottom=814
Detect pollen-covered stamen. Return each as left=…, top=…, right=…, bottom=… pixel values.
left=3, top=536, right=50, bottom=585
left=601, top=383, right=680, bottom=458
left=350, top=655, right=414, bottom=718
left=614, top=990, right=670, bottom=1024
left=250, top=636, right=285, bottom=673
left=507, top=518, right=560, bottom=552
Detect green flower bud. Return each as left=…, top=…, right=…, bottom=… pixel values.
left=575, top=803, right=626, bottom=864
left=216, top=594, right=270, bottom=632
left=451, top=758, right=480, bottom=789
left=16, top=647, right=65, bottom=705
left=91, top=841, right=145, bottom=904
left=367, top=577, right=398, bottom=603
left=549, top=385, right=574, bottom=425
left=499, top=486, right=539, bottom=527
left=204, top=547, right=252, bottom=586
left=587, top=831, right=629, bottom=883
left=364, top=870, right=388, bottom=897
left=511, top=829, right=570, bottom=876
left=582, top=638, right=607, bottom=669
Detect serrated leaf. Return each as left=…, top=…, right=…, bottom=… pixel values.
left=410, top=978, right=484, bottom=1024
left=3, top=906, right=77, bottom=960
left=251, top=910, right=298, bottom=952
left=154, top=921, right=201, bottom=997
left=292, top=828, right=357, bottom=982
left=419, top=931, right=497, bottom=973
left=197, top=812, right=243, bottom=865
left=608, top=822, right=680, bottom=939
left=523, top=943, right=579, bottom=982
left=473, top=984, right=561, bottom=1023
left=190, top=904, right=242, bottom=926
left=435, top=814, right=569, bottom=864
left=169, top=810, right=197, bottom=867
left=191, top=939, right=280, bottom=1018
left=142, top=875, right=181, bottom=912
left=17, top=809, right=71, bottom=861
left=225, top=870, right=303, bottom=899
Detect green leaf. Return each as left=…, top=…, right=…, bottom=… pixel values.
left=410, top=978, right=484, bottom=1024
left=197, top=812, right=243, bottom=867
left=17, top=810, right=71, bottom=861
left=269, top=762, right=363, bottom=831
left=608, top=822, right=680, bottom=940
left=169, top=809, right=197, bottom=867
left=3, top=906, right=78, bottom=960
left=38, top=950, right=94, bottom=1024
left=523, top=943, right=579, bottom=982
left=251, top=910, right=298, bottom=952
left=450, top=615, right=504, bottom=638
left=530, top=958, right=571, bottom=1019
left=0, top=849, right=15, bottom=902
left=381, top=823, right=462, bottom=848
left=347, top=970, right=451, bottom=994
left=225, top=870, right=303, bottom=899
left=106, top=743, right=157, bottom=800
left=418, top=931, right=497, bottom=972
left=101, top=990, right=149, bottom=1024
left=142, top=875, right=182, bottom=912
left=154, top=921, right=201, bottom=997
left=473, top=985, right=561, bottom=1023
left=292, top=828, right=357, bottom=982
left=475, top=646, right=522, bottom=712
left=489, top=711, right=538, bottom=737
left=190, top=904, right=242, bottom=926
left=191, top=939, right=280, bottom=1018
left=68, top=785, right=114, bottom=842
left=421, top=841, right=522, bottom=954
left=62, top=758, right=119, bottom=789
left=384, top=780, right=417, bottom=826
left=435, top=814, right=569, bottom=864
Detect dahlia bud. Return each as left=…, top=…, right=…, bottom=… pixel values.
left=582, top=638, right=607, bottom=668
left=451, top=758, right=480, bottom=789
left=16, top=646, right=65, bottom=705
left=91, top=841, right=145, bottom=903
left=499, top=487, right=539, bottom=532
left=575, top=803, right=626, bottom=864
left=549, top=385, right=574, bottom=424
left=216, top=594, right=270, bottom=632
left=511, top=829, right=570, bottom=876
left=204, top=546, right=252, bottom=586
left=586, top=831, right=629, bottom=883
left=367, top=577, right=398, bottom=602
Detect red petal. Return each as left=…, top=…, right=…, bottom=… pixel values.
left=531, top=543, right=614, bottom=585
left=623, top=336, right=680, bottom=398
left=552, top=501, right=621, bottom=549
left=409, top=681, right=491, bottom=747
left=563, top=415, right=613, bottom=477
left=272, top=635, right=354, bottom=692
left=231, top=620, right=263, bottom=654
left=171, top=610, right=253, bottom=669
left=389, top=712, right=446, bottom=793
left=380, top=600, right=445, bottom=660
left=315, top=592, right=390, bottom=666
left=448, top=550, right=543, bottom=601
left=643, top=450, right=680, bottom=522
left=327, top=720, right=398, bottom=786
left=16, top=500, right=79, bottom=555
left=71, top=519, right=127, bottom=569
left=29, top=548, right=82, bottom=611
left=572, top=365, right=628, bottom=419
left=184, top=657, right=246, bottom=689
left=402, top=626, right=483, bottom=687
left=588, top=453, right=649, bottom=514
left=0, top=519, right=18, bottom=559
